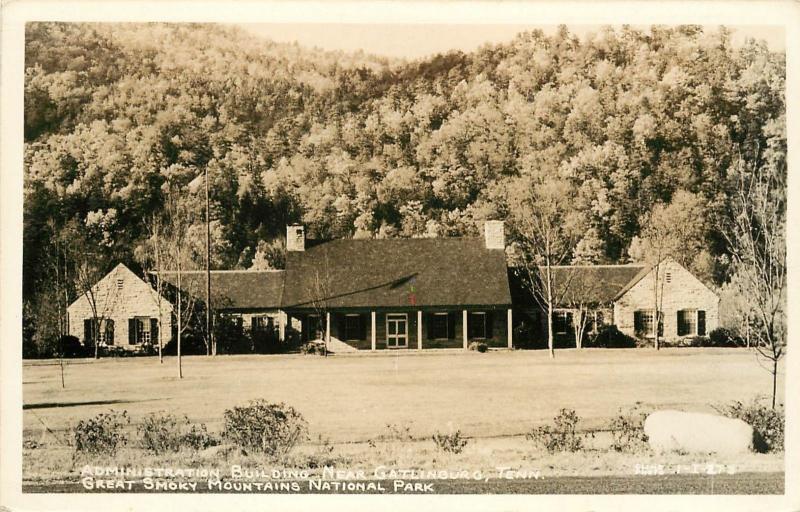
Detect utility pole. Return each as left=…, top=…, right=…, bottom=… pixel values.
left=205, top=166, right=214, bottom=356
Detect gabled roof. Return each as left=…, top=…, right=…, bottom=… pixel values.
left=68, top=263, right=172, bottom=312
left=509, top=264, right=646, bottom=307
left=158, top=270, right=285, bottom=310
left=281, top=237, right=512, bottom=309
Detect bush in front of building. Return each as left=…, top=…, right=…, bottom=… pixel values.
left=223, top=400, right=308, bottom=458
left=468, top=341, right=488, bottom=352
left=707, top=327, right=743, bottom=347
left=73, top=410, right=130, bottom=455
left=586, top=325, right=637, bottom=348
left=299, top=341, right=327, bottom=355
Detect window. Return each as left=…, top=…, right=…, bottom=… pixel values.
left=677, top=309, right=697, bottom=336
left=552, top=310, right=573, bottom=335
left=634, top=310, right=663, bottom=337
left=588, top=311, right=605, bottom=333
left=431, top=313, right=449, bottom=339
left=116, top=278, right=124, bottom=290
left=468, top=312, right=487, bottom=339
left=252, top=316, right=269, bottom=332
left=678, top=309, right=707, bottom=336
left=128, top=317, right=152, bottom=344
left=665, top=272, right=672, bottom=283
left=101, top=319, right=115, bottom=345
left=344, top=314, right=365, bottom=341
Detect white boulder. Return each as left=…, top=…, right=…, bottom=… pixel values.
left=644, top=410, right=754, bottom=455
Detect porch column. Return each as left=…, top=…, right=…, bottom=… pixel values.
left=507, top=308, right=513, bottom=349
left=462, top=309, right=468, bottom=350
left=279, top=312, right=286, bottom=342
left=417, top=310, right=423, bottom=350
left=325, top=312, right=331, bottom=345
left=371, top=311, right=376, bottom=351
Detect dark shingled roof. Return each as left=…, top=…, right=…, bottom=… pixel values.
left=508, top=265, right=646, bottom=307
left=281, top=237, right=512, bottom=309
left=158, top=270, right=284, bottom=310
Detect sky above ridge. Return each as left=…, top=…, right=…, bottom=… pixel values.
left=239, top=23, right=785, bottom=60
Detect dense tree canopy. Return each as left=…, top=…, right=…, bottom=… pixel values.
left=22, top=22, right=785, bottom=353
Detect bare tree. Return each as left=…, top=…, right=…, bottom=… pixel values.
left=509, top=177, right=581, bottom=358
left=559, top=270, right=605, bottom=349
left=138, top=214, right=169, bottom=363
left=72, top=258, right=120, bottom=359
left=309, top=253, right=333, bottom=356
left=161, top=198, right=201, bottom=378
left=720, top=146, right=786, bottom=409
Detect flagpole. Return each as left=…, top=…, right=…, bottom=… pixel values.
left=205, top=165, right=214, bottom=356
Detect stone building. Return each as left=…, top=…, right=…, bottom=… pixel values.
left=510, top=257, right=719, bottom=345
left=67, top=263, right=172, bottom=350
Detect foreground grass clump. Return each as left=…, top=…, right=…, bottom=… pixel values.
left=718, top=400, right=784, bottom=453
left=608, top=404, right=649, bottom=453
left=526, top=408, right=584, bottom=453
left=432, top=428, right=468, bottom=454
left=138, top=412, right=217, bottom=454
left=223, top=400, right=308, bottom=457
left=73, top=410, right=130, bottom=455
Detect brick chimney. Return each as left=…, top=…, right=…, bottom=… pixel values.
left=287, top=225, right=305, bottom=252
left=484, top=220, right=505, bottom=250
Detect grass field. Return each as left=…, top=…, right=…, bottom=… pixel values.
left=24, top=347, right=784, bottom=442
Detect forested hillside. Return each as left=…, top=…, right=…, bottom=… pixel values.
left=23, top=23, right=785, bottom=353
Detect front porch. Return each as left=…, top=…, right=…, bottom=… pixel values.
left=281, top=308, right=513, bottom=351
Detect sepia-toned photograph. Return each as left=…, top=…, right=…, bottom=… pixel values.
left=1, top=1, right=797, bottom=510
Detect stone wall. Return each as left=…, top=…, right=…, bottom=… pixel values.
left=67, top=264, right=172, bottom=350
left=614, top=258, right=719, bottom=341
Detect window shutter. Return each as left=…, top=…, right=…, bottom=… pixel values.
left=634, top=311, right=642, bottom=333
left=337, top=314, right=346, bottom=340
left=485, top=312, right=494, bottom=339
left=677, top=312, right=684, bottom=336
left=84, top=319, right=92, bottom=344
left=150, top=318, right=158, bottom=344
left=447, top=312, right=456, bottom=339
left=698, top=310, right=706, bottom=336
left=426, top=314, right=434, bottom=340
left=129, top=318, right=136, bottom=343
left=657, top=312, right=664, bottom=337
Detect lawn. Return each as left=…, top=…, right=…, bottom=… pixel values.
left=23, top=347, right=785, bottom=442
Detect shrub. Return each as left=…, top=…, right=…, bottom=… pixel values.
left=182, top=423, right=218, bottom=451
left=59, top=335, right=85, bottom=358
left=608, top=404, right=649, bottom=452
left=138, top=413, right=217, bottom=454
left=74, top=410, right=130, bottom=455
left=718, top=400, right=784, bottom=453
left=300, top=341, right=326, bottom=356
left=708, top=328, right=742, bottom=347
left=526, top=408, right=584, bottom=453
left=432, top=429, right=468, bottom=454
left=587, top=325, right=636, bottom=348
left=223, top=400, right=308, bottom=457
left=468, top=341, right=488, bottom=353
